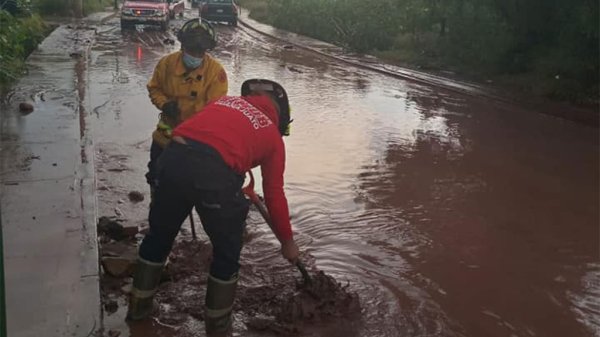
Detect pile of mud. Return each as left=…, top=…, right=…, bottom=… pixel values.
left=245, top=270, right=361, bottom=334
left=155, top=241, right=361, bottom=333
left=97, top=217, right=361, bottom=336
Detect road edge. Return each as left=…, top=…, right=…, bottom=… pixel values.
left=237, top=10, right=599, bottom=127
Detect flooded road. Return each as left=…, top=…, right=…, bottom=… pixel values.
left=87, top=4, right=599, bottom=337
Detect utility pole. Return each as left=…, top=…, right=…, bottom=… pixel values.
left=72, top=0, right=83, bottom=17
left=0, top=204, right=6, bottom=337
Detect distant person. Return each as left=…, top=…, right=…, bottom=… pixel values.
left=127, top=79, right=299, bottom=337
left=146, top=18, right=228, bottom=197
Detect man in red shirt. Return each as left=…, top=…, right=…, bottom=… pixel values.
left=127, top=79, right=299, bottom=336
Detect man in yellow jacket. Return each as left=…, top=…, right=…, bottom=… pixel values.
left=146, top=18, right=228, bottom=190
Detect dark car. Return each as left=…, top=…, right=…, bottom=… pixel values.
left=199, top=0, right=238, bottom=26
left=190, top=0, right=206, bottom=8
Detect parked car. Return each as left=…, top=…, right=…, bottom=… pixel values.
left=121, top=0, right=184, bottom=31
left=190, top=0, right=206, bottom=8
left=199, top=0, right=238, bottom=26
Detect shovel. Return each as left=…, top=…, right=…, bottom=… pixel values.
left=242, top=171, right=312, bottom=286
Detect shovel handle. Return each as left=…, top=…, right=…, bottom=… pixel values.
left=242, top=171, right=312, bottom=285
left=296, top=260, right=312, bottom=285
left=242, top=171, right=272, bottom=224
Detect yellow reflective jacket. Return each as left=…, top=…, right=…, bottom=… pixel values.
left=148, top=51, right=228, bottom=147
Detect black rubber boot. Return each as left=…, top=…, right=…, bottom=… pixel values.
left=205, top=273, right=238, bottom=336
left=126, top=256, right=164, bottom=321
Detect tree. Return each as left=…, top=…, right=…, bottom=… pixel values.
left=71, top=0, right=82, bottom=17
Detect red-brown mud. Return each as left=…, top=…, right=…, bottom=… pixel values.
left=245, top=270, right=361, bottom=334
left=98, top=228, right=361, bottom=336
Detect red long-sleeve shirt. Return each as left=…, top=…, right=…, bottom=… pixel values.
left=173, top=95, right=293, bottom=242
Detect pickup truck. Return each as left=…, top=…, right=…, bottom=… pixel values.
left=121, top=0, right=185, bottom=31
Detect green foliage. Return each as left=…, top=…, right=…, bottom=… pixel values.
left=243, top=0, right=599, bottom=103
left=263, top=0, right=399, bottom=52
left=82, top=0, right=113, bottom=15
left=0, top=10, right=47, bottom=84
left=32, top=0, right=113, bottom=16
left=0, top=0, right=33, bottom=15
left=32, top=0, right=70, bottom=15
left=0, top=0, right=113, bottom=87
left=238, top=0, right=271, bottom=22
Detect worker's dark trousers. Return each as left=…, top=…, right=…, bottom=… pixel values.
left=139, top=140, right=249, bottom=280
left=145, top=141, right=163, bottom=187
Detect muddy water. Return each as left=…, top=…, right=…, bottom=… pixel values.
left=88, top=4, right=599, bottom=337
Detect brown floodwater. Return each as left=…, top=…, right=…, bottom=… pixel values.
left=88, top=3, right=599, bottom=337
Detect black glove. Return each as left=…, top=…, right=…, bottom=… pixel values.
left=161, top=101, right=179, bottom=120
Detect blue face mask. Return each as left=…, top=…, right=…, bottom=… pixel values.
left=182, top=52, right=203, bottom=69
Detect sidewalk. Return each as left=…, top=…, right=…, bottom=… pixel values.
left=0, top=14, right=114, bottom=336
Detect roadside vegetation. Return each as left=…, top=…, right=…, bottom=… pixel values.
left=35, top=0, right=114, bottom=17
left=0, top=6, right=47, bottom=87
left=0, top=0, right=113, bottom=91
left=240, top=0, right=599, bottom=105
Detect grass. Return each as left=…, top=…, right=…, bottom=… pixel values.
left=0, top=0, right=114, bottom=92
left=82, top=0, right=114, bottom=15
left=237, top=0, right=272, bottom=23
left=33, top=0, right=114, bottom=16
left=237, top=0, right=598, bottom=106
left=0, top=11, right=50, bottom=89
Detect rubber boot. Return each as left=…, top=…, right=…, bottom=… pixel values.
left=126, top=256, right=164, bottom=321
left=205, top=273, right=239, bottom=336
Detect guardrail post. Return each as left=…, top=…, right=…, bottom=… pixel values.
left=0, top=203, right=6, bottom=337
